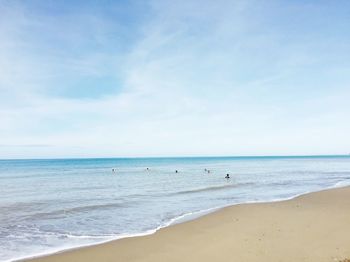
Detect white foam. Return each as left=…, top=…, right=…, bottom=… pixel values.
left=331, top=180, right=350, bottom=188
left=11, top=231, right=156, bottom=262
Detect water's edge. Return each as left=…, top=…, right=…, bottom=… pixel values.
left=15, top=182, right=350, bottom=262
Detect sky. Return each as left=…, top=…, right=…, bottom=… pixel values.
left=0, top=0, right=350, bottom=159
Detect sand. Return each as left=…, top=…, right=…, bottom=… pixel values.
left=25, top=186, right=350, bottom=262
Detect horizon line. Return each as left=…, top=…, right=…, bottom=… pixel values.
left=1, top=154, right=349, bottom=161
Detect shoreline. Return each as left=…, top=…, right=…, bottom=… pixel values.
left=21, top=185, right=350, bottom=262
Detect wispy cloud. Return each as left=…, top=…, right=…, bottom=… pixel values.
left=0, top=144, right=54, bottom=148
left=1, top=0, right=350, bottom=158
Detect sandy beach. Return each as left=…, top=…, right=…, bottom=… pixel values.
left=25, top=186, right=350, bottom=262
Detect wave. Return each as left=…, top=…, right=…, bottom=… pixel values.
left=171, top=182, right=254, bottom=196
left=9, top=207, right=225, bottom=262
left=24, top=202, right=129, bottom=220
left=331, top=180, right=350, bottom=188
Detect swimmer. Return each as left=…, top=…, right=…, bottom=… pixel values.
left=225, top=174, right=230, bottom=179
left=175, top=170, right=178, bottom=173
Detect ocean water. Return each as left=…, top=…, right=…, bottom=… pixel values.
left=1, top=156, right=350, bottom=261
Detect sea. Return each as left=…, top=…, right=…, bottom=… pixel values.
left=1, top=156, right=350, bottom=262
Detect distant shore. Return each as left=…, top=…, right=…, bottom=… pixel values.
left=25, top=186, right=350, bottom=262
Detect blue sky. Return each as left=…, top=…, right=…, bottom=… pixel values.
left=0, top=0, right=350, bottom=158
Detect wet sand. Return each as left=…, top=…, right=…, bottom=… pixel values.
left=26, top=186, right=350, bottom=262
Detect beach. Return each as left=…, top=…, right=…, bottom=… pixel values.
left=25, top=186, right=350, bottom=262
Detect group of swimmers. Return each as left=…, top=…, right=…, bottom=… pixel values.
left=112, top=167, right=231, bottom=179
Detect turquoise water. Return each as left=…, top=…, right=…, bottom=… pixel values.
left=1, top=156, right=350, bottom=261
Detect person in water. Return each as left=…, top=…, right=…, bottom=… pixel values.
left=225, top=174, right=230, bottom=179
left=175, top=170, right=178, bottom=173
